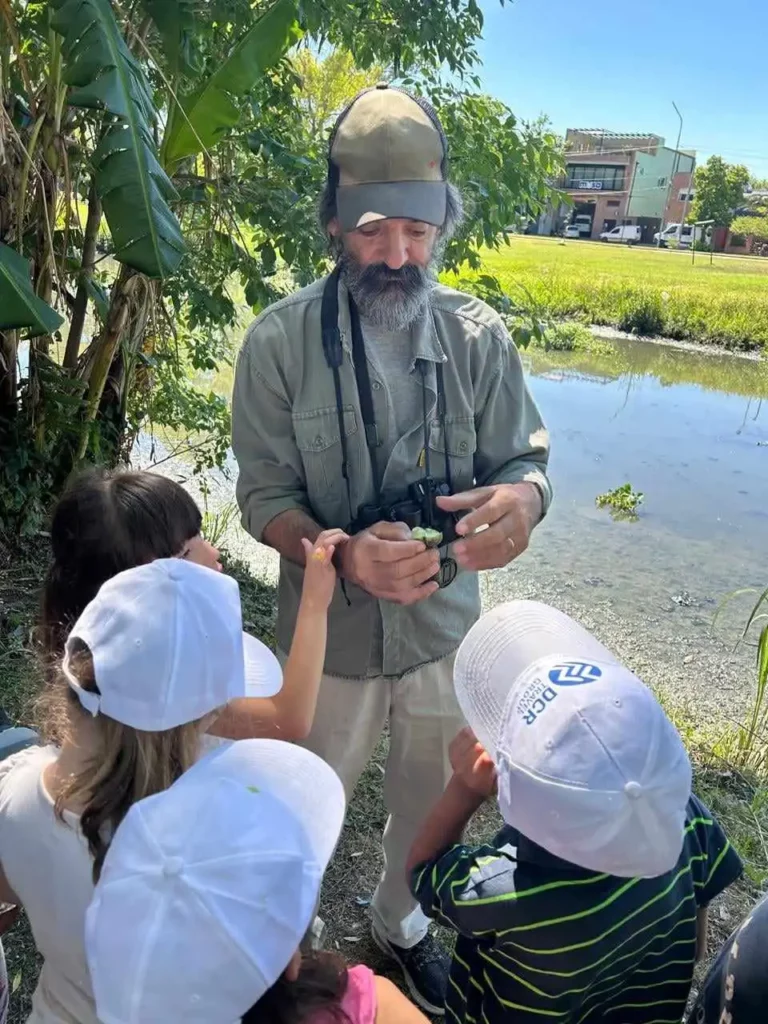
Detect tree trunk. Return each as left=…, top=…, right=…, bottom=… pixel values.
left=0, top=329, right=18, bottom=426
left=74, top=265, right=138, bottom=461
left=64, top=180, right=102, bottom=369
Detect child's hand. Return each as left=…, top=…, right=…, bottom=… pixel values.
left=300, top=529, right=348, bottom=611
left=449, top=726, right=497, bottom=798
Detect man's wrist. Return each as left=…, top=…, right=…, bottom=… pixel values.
left=505, top=481, right=543, bottom=528
left=333, top=533, right=356, bottom=583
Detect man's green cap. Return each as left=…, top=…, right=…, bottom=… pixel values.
left=330, top=84, right=448, bottom=232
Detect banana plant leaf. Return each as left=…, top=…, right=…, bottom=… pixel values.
left=50, top=0, right=186, bottom=278
left=161, top=0, right=302, bottom=168
left=0, top=243, right=64, bottom=333
left=92, top=123, right=187, bottom=274
left=139, top=0, right=199, bottom=78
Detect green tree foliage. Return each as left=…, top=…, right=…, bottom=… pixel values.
left=730, top=215, right=768, bottom=244
left=0, top=0, right=562, bottom=538
left=292, top=48, right=386, bottom=141
left=690, top=156, right=750, bottom=228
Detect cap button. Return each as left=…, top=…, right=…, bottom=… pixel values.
left=162, top=856, right=184, bottom=878
left=624, top=781, right=643, bottom=800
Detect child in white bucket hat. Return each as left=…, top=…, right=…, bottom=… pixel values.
left=0, top=555, right=331, bottom=1024
left=86, top=739, right=429, bottom=1024
left=408, top=600, right=743, bottom=1024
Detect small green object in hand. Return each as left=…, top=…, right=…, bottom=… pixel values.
left=411, top=526, right=444, bottom=548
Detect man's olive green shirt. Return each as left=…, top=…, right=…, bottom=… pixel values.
left=232, top=274, right=551, bottom=679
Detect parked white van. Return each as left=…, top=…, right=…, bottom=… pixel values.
left=653, top=223, right=697, bottom=247
left=600, top=225, right=642, bottom=244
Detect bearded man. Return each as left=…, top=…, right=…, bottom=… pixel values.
left=232, top=84, right=551, bottom=1013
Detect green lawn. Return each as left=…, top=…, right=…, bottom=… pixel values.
left=466, top=237, right=768, bottom=351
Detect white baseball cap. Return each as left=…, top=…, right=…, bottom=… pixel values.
left=63, top=558, right=282, bottom=731
left=454, top=601, right=692, bottom=878
left=85, top=739, right=346, bottom=1024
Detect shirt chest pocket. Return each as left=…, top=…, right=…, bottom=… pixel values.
left=293, top=406, right=359, bottom=501
left=428, top=415, right=477, bottom=490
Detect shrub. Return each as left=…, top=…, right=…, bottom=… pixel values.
left=617, top=293, right=665, bottom=336
left=731, top=215, right=768, bottom=244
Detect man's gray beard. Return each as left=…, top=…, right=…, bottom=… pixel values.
left=338, top=249, right=438, bottom=331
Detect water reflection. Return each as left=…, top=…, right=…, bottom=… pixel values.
left=521, top=338, right=767, bottom=625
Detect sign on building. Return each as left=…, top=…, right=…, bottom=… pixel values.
left=578, top=180, right=603, bottom=190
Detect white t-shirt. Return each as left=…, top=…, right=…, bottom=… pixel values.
left=0, top=745, right=97, bottom=1024
left=0, top=739, right=234, bottom=1023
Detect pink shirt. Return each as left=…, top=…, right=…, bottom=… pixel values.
left=310, top=965, right=376, bottom=1024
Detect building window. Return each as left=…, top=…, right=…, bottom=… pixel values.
left=657, top=177, right=667, bottom=187
left=607, top=200, right=620, bottom=207
left=565, top=164, right=626, bottom=191
left=678, top=190, right=695, bottom=202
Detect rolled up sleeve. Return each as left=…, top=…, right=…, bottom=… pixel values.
left=411, top=842, right=524, bottom=939
left=475, top=327, right=552, bottom=513
left=232, top=325, right=312, bottom=542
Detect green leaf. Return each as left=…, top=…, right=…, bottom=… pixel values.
left=0, top=243, right=64, bottom=333
left=162, top=0, right=303, bottom=167
left=50, top=0, right=186, bottom=278
left=50, top=0, right=155, bottom=122
left=91, top=123, right=187, bottom=276
left=84, top=277, right=110, bottom=321
left=139, top=0, right=198, bottom=78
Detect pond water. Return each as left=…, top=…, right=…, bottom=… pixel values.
left=518, top=339, right=768, bottom=629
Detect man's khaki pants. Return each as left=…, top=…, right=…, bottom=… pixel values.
left=304, top=654, right=464, bottom=949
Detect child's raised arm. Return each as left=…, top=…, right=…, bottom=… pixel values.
left=211, top=529, right=347, bottom=741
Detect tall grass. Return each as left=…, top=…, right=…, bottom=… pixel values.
left=715, top=588, right=768, bottom=775
left=474, top=238, right=768, bottom=351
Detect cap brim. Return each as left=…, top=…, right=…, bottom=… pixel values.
left=181, top=739, right=345, bottom=869
left=337, top=180, right=447, bottom=232
left=242, top=632, right=283, bottom=699
left=454, top=601, right=620, bottom=756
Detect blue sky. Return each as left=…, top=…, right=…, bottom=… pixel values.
left=475, top=0, right=768, bottom=180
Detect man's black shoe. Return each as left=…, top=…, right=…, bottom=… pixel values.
left=371, top=925, right=449, bottom=1016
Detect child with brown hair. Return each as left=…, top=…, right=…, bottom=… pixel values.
left=1, top=539, right=339, bottom=1023
left=40, top=467, right=346, bottom=740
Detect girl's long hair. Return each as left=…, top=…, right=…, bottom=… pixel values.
left=242, top=952, right=350, bottom=1024
left=36, top=642, right=205, bottom=883
left=40, top=467, right=202, bottom=662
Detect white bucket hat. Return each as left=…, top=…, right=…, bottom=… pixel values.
left=454, top=600, right=692, bottom=878
left=85, top=739, right=346, bottom=1024
left=63, top=558, right=282, bottom=731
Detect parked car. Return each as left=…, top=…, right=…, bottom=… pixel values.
left=564, top=224, right=585, bottom=239
left=653, top=222, right=700, bottom=248
left=600, top=225, right=642, bottom=245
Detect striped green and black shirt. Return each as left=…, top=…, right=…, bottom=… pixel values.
left=411, top=794, right=742, bottom=1024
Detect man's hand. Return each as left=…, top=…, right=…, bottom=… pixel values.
left=436, top=481, right=542, bottom=572
left=449, top=727, right=497, bottom=798
left=339, top=521, right=441, bottom=605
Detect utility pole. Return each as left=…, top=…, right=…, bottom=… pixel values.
left=659, top=101, right=683, bottom=247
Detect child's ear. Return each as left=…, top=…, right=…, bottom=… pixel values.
left=283, top=949, right=302, bottom=983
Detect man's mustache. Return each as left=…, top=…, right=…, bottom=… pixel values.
left=356, top=263, right=427, bottom=289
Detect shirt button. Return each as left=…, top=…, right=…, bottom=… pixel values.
left=372, top=381, right=382, bottom=391
left=459, top=440, right=468, bottom=452
left=314, top=435, right=324, bottom=447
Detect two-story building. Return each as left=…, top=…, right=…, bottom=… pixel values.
left=536, top=128, right=695, bottom=242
